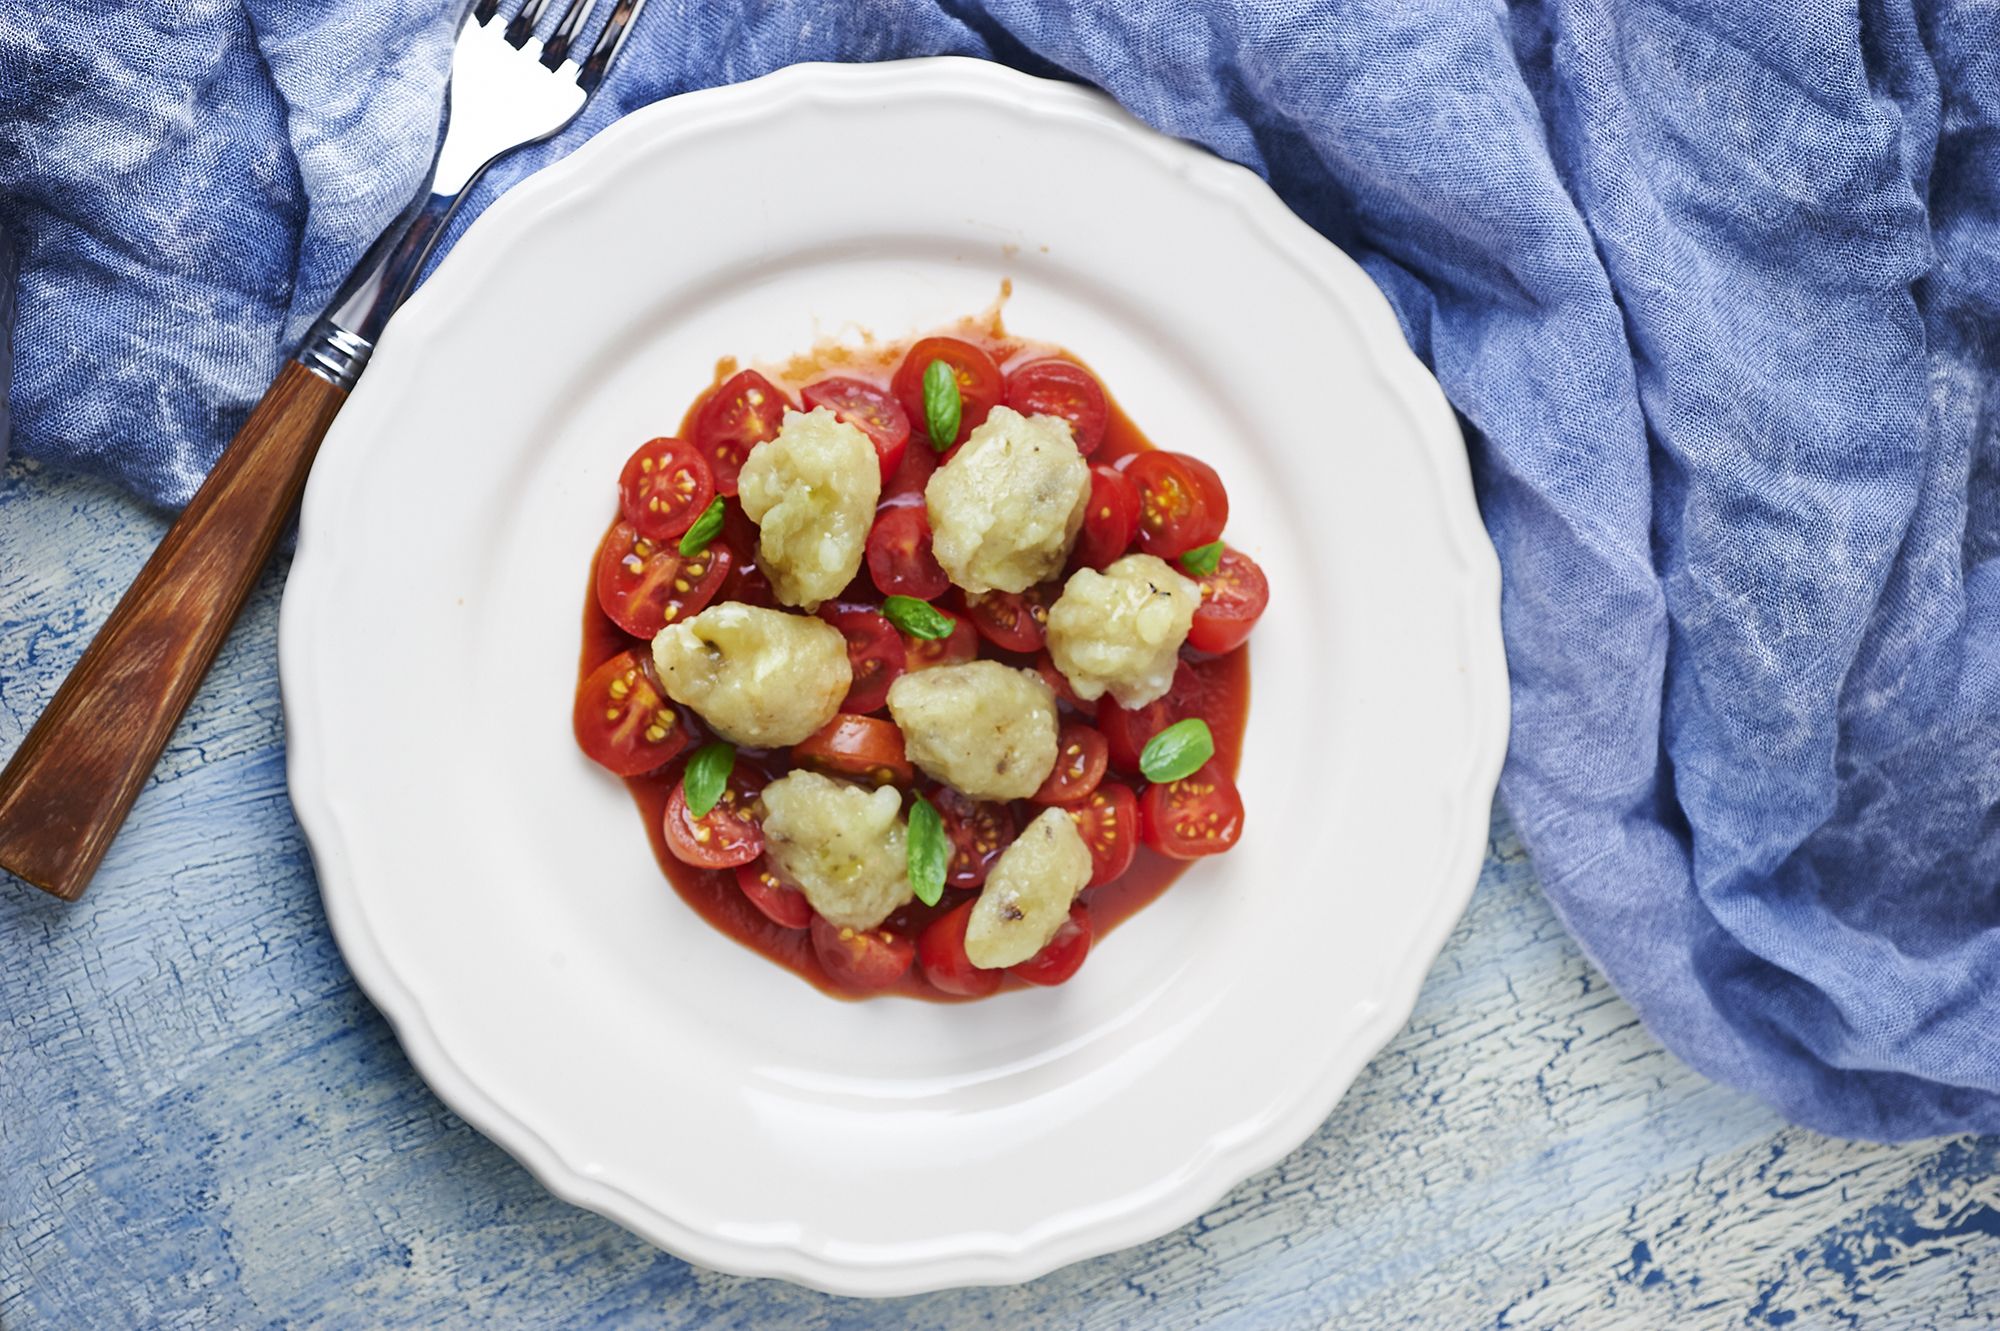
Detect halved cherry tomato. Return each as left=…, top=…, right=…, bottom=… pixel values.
left=618, top=437, right=716, bottom=541
left=891, top=337, right=1003, bottom=449
left=1100, top=660, right=1204, bottom=772
left=695, top=370, right=790, bottom=495
left=1004, top=358, right=1108, bottom=455
left=736, top=859, right=812, bottom=929
left=717, top=502, right=777, bottom=607
left=1011, top=903, right=1093, bottom=986
left=1186, top=546, right=1270, bottom=655
left=965, top=585, right=1052, bottom=653
left=811, top=915, right=914, bottom=992
left=573, top=650, right=689, bottom=776
left=903, top=610, right=979, bottom=671
left=1032, top=724, right=1109, bottom=805
left=802, top=377, right=910, bottom=483
left=1140, top=760, right=1245, bottom=859
left=865, top=505, right=950, bottom=601
left=882, top=435, right=939, bottom=500
left=594, top=520, right=732, bottom=638
left=1067, top=782, right=1139, bottom=886
left=1120, top=450, right=1228, bottom=558
left=934, top=787, right=1017, bottom=890
left=916, top=900, right=1003, bottom=997
left=663, top=767, right=765, bottom=869
left=819, top=605, right=906, bottom=713
left=1034, top=652, right=1097, bottom=720
left=1072, top=464, right=1141, bottom=571
left=792, top=714, right=913, bottom=787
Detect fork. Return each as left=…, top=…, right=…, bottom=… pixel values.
left=0, top=0, right=647, bottom=902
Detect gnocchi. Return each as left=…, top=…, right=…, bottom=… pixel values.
left=886, top=661, right=1059, bottom=801
left=1045, top=553, right=1199, bottom=707
left=737, top=407, right=881, bottom=610
left=964, top=808, right=1093, bottom=968
left=759, top=770, right=912, bottom=929
left=650, top=602, right=849, bottom=747
left=925, top=406, right=1090, bottom=594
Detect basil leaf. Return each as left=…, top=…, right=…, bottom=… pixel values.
left=923, top=359, right=961, bottom=452
left=681, top=741, right=735, bottom=819
left=677, top=496, right=727, bottom=557
left=907, top=794, right=948, bottom=907
left=1178, top=541, right=1224, bottom=577
left=882, top=595, right=956, bottom=641
left=1139, top=718, right=1214, bottom=784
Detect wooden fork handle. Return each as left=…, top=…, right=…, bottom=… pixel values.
left=0, top=361, right=347, bottom=900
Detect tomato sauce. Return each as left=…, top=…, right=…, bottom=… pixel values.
left=578, top=315, right=1252, bottom=1000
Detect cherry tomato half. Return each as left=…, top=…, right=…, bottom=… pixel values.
left=802, top=377, right=910, bottom=483
left=1186, top=546, right=1270, bottom=655
left=1140, top=760, right=1245, bottom=859
left=1067, top=782, right=1139, bottom=886
left=1004, top=358, right=1108, bottom=455
left=1121, top=450, right=1228, bottom=558
left=1032, top=724, right=1109, bottom=805
left=935, top=787, right=1017, bottom=890
left=820, top=605, right=906, bottom=714
left=594, top=520, right=732, bottom=638
left=1011, top=903, right=1093, bottom=986
left=892, top=337, right=1003, bottom=449
left=1034, top=652, right=1097, bottom=720
left=903, top=611, right=979, bottom=671
left=663, top=767, right=765, bottom=869
left=695, top=369, right=790, bottom=495
left=866, top=505, right=950, bottom=602
left=965, top=585, right=1052, bottom=654
left=736, top=859, right=812, bottom=929
left=573, top=650, right=689, bottom=776
left=618, top=437, right=716, bottom=541
left=1100, top=660, right=1205, bottom=773
left=792, top=714, right=914, bottom=787
left=1072, top=463, right=1141, bottom=571
left=811, top=915, right=914, bottom=992
left=882, top=435, right=939, bottom=500
left=717, top=502, right=777, bottom=607
left=917, top=900, right=1003, bottom=998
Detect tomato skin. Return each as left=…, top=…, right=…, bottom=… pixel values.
left=934, top=786, right=1018, bottom=890
left=1140, top=760, right=1245, bottom=859
left=736, top=859, right=813, bottom=929
left=892, top=337, right=1004, bottom=449
left=1121, top=450, right=1227, bottom=558
left=618, top=437, right=715, bottom=541
left=1067, top=782, right=1139, bottom=886
left=882, top=435, right=939, bottom=500
left=1072, top=464, right=1141, bottom=571
left=663, top=769, right=766, bottom=869
left=594, top=520, right=732, bottom=639
left=819, top=605, right=906, bottom=714
left=964, top=586, right=1051, bottom=653
left=865, top=505, right=951, bottom=601
left=1032, top=724, right=1109, bottom=805
left=574, top=650, right=689, bottom=776
left=792, top=714, right=914, bottom=787
left=695, top=370, right=791, bottom=496
left=1010, top=904, right=1093, bottom=986
left=811, top=915, right=915, bottom=992
left=917, top=901, right=1004, bottom=997
left=1034, top=652, right=1097, bottom=720
left=802, top=377, right=910, bottom=483
left=1186, top=546, right=1270, bottom=655
left=902, top=611, right=979, bottom=671
left=1004, top=358, right=1108, bottom=455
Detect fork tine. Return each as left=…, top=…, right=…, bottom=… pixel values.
left=503, top=0, right=556, bottom=48
left=471, top=0, right=500, bottom=22
left=575, top=0, right=646, bottom=91
left=539, top=0, right=599, bottom=68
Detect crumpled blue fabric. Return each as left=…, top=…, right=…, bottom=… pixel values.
left=4, top=1, right=1998, bottom=1142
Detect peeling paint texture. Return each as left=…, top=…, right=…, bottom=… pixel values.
left=3, top=460, right=1993, bottom=1326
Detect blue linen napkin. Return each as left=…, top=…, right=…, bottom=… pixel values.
left=4, top=1, right=1998, bottom=1143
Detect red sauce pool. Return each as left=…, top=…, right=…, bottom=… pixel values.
left=578, top=318, right=1252, bottom=1000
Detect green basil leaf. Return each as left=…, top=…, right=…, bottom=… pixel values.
left=881, top=594, right=957, bottom=641
left=907, top=794, right=948, bottom=907
left=1178, top=541, right=1224, bottom=577
left=1139, top=718, right=1214, bottom=784
left=923, top=359, right=961, bottom=452
left=677, top=496, right=728, bottom=557
left=681, top=741, right=735, bottom=819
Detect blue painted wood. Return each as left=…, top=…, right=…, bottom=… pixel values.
left=2, top=457, right=1995, bottom=1329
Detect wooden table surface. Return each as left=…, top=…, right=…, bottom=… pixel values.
left=3, top=456, right=1996, bottom=1329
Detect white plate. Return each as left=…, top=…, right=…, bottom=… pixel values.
left=281, top=58, right=1507, bottom=1295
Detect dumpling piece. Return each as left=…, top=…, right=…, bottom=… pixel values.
left=737, top=406, right=881, bottom=610
left=650, top=602, right=849, bottom=747
left=925, top=405, right=1090, bottom=594
left=886, top=661, right=1060, bottom=801
left=758, top=770, right=912, bottom=929
left=965, top=808, right=1093, bottom=969
left=1045, top=553, right=1198, bottom=708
